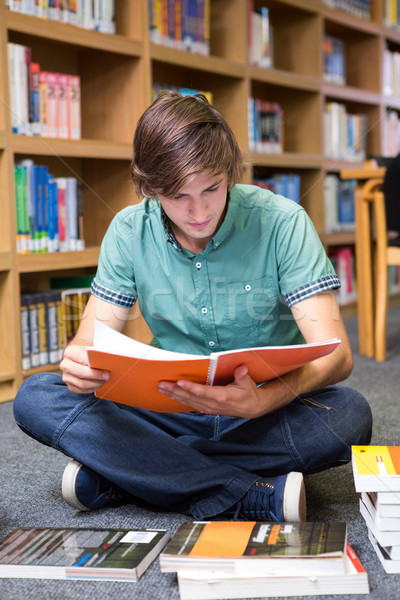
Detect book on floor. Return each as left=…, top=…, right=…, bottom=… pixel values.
left=361, top=491, right=400, bottom=531
left=368, top=530, right=400, bottom=574
left=352, top=445, right=400, bottom=492
left=176, top=543, right=369, bottom=599
left=86, top=320, right=341, bottom=413
left=359, top=498, right=400, bottom=547
left=0, top=526, right=169, bottom=582
left=159, top=521, right=348, bottom=577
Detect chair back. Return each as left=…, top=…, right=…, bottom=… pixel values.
left=383, top=153, right=400, bottom=235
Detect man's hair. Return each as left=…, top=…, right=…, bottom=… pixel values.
left=131, top=93, right=243, bottom=198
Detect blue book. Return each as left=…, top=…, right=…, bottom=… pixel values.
left=38, top=165, right=49, bottom=252
left=47, top=174, right=59, bottom=253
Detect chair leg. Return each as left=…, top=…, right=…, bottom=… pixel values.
left=375, top=264, right=388, bottom=362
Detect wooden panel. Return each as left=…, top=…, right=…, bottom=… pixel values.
left=6, top=10, right=143, bottom=55
left=12, top=136, right=131, bottom=159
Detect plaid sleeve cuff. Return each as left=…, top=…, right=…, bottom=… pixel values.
left=91, top=279, right=137, bottom=308
left=284, top=275, right=341, bottom=308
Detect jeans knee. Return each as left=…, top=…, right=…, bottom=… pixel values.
left=341, top=387, right=372, bottom=446
left=13, top=372, right=63, bottom=444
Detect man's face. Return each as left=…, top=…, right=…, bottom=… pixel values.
left=156, top=171, right=229, bottom=253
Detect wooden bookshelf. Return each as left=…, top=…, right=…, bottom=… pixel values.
left=0, top=0, right=399, bottom=401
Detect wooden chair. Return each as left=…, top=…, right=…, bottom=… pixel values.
left=373, top=154, right=400, bottom=361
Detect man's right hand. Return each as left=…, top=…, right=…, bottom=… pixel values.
left=60, top=344, right=110, bottom=395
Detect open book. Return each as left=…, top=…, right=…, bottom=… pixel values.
left=86, top=321, right=340, bottom=413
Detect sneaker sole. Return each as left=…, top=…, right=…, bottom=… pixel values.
left=282, top=471, right=306, bottom=522
left=61, top=460, right=91, bottom=511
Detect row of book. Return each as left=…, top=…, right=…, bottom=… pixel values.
left=248, top=3, right=272, bottom=69
left=20, top=287, right=90, bottom=370
left=152, top=82, right=213, bottom=105
left=6, top=0, right=116, bottom=33
left=248, top=98, right=283, bottom=154
left=384, top=0, right=400, bottom=28
left=324, top=174, right=355, bottom=232
left=14, top=159, right=84, bottom=254
left=324, top=102, right=367, bottom=162
left=323, top=0, right=371, bottom=20
left=253, top=174, right=301, bottom=205
left=383, top=48, right=400, bottom=97
left=148, top=0, right=210, bottom=56
left=352, top=445, right=400, bottom=574
left=323, top=34, right=346, bottom=86
left=0, top=520, right=370, bottom=597
left=8, top=42, right=81, bottom=139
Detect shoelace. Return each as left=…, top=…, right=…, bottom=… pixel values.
left=233, top=481, right=276, bottom=521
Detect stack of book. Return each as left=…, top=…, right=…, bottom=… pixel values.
left=159, top=520, right=369, bottom=599
left=352, top=445, right=400, bottom=574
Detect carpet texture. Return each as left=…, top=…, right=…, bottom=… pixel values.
left=0, top=307, right=400, bottom=599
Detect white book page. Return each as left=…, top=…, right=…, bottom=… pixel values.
left=215, top=337, right=341, bottom=357
left=87, top=320, right=205, bottom=361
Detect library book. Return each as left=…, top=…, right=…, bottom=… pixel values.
left=176, top=543, right=369, bottom=599
left=159, top=521, right=348, bottom=577
left=0, top=526, right=169, bottom=582
left=86, top=321, right=340, bottom=413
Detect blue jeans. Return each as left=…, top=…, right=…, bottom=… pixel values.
left=13, top=373, right=372, bottom=519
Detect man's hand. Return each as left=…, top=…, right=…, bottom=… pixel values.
left=158, top=366, right=270, bottom=419
left=60, top=344, right=110, bottom=395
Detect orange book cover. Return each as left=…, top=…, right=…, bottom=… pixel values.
left=352, top=445, right=400, bottom=492
left=86, top=321, right=340, bottom=413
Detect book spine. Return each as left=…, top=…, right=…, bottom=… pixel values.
left=67, top=75, right=81, bottom=139
left=44, top=72, right=58, bottom=138
left=20, top=294, right=31, bottom=371
left=57, top=73, right=69, bottom=138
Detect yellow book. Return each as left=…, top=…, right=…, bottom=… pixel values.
left=352, top=445, right=400, bottom=492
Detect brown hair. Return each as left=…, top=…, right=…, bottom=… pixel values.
left=131, top=93, right=243, bottom=198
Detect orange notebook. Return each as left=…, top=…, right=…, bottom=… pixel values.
left=86, top=321, right=341, bottom=413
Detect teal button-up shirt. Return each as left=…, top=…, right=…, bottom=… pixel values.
left=92, top=184, right=340, bottom=355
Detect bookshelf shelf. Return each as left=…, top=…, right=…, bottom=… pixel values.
left=251, top=152, right=322, bottom=169
left=11, top=136, right=132, bottom=160
left=17, top=247, right=100, bottom=273
left=322, top=84, right=381, bottom=104
left=0, top=0, right=397, bottom=401
left=250, top=67, right=321, bottom=92
left=150, top=44, right=246, bottom=78
left=322, top=6, right=382, bottom=34
left=6, top=11, right=143, bottom=56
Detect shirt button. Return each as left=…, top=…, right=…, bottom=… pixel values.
left=208, top=341, right=215, bottom=347
left=201, top=307, right=208, bottom=314
left=244, top=284, right=252, bottom=291
left=215, top=241, right=220, bottom=247
left=196, top=262, right=202, bottom=269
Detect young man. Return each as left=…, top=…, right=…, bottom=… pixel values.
left=14, top=94, right=372, bottom=521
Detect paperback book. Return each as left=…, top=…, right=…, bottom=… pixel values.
left=0, top=526, right=169, bottom=582
left=86, top=321, right=340, bottom=413
left=159, top=521, right=348, bottom=577
left=368, top=530, right=400, bottom=574
left=176, top=543, right=369, bottom=599
left=352, top=445, right=400, bottom=492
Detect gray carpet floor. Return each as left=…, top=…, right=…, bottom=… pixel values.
left=1, top=307, right=400, bottom=600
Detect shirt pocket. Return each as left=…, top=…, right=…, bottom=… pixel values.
left=215, top=274, right=279, bottom=347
